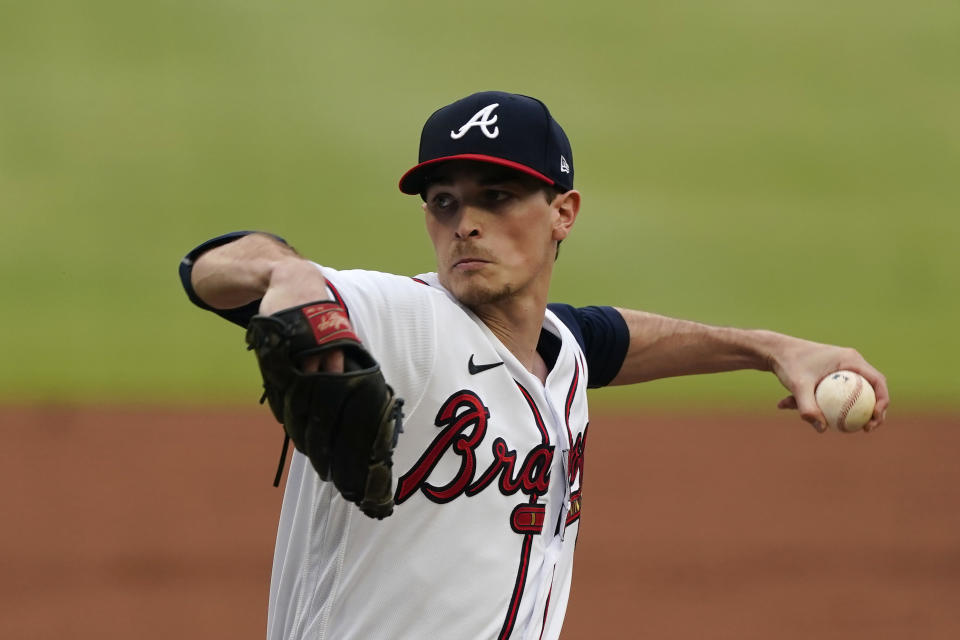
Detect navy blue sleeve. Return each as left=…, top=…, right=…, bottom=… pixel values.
left=547, top=304, right=629, bottom=388
left=178, top=231, right=286, bottom=328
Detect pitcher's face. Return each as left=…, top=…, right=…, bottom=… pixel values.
left=423, top=162, right=574, bottom=309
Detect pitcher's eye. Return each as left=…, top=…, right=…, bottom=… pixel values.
left=429, top=193, right=455, bottom=211
left=427, top=191, right=457, bottom=215
left=484, top=189, right=511, bottom=204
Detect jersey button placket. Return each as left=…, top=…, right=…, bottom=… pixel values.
left=541, top=387, right=572, bottom=543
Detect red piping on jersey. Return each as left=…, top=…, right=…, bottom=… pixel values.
left=499, top=382, right=552, bottom=640
left=515, top=382, right=550, bottom=443
left=499, top=522, right=535, bottom=640
left=528, top=359, right=579, bottom=640
left=563, top=358, right=579, bottom=446
left=325, top=279, right=349, bottom=317
left=539, top=566, right=557, bottom=640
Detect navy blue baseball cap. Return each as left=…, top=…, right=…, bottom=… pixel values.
left=399, top=91, right=574, bottom=196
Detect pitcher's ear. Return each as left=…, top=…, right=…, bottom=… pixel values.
left=552, top=189, right=580, bottom=242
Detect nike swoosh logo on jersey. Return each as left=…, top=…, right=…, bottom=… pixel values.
left=468, top=354, right=505, bottom=375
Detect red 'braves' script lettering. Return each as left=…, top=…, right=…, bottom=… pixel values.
left=567, top=425, right=588, bottom=486
left=395, top=391, right=554, bottom=505
left=466, top=438, right=552, bottom=497
left=396, top=391, right=489, bottom=504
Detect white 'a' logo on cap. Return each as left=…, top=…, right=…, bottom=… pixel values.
left=560, top=155, right=570, bottom=174
left=451, top=103, right=500, bottom=140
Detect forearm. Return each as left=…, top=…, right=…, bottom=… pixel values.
left=190, top=233, right=311, bottom=309
left=610, top=308, right=785, bottom=385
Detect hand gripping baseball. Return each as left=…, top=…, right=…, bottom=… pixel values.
left=245, top=301, right=404, bottom=519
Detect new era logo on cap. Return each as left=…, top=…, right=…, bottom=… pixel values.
left=399, top=91, right=574, bottom=195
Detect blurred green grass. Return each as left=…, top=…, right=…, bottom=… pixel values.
left=1, top=1, right=957, bottom=408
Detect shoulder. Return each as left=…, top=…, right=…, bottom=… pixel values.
left=319, top=268, right=442, bottom=312
left=324, top=268, right=443, bottom=293
left=318, top=267, right=442, bottom=334
left=546, top=303, right=629, bottom=388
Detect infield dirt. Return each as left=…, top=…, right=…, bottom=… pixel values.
left=2, top=407, right=957, bottom=639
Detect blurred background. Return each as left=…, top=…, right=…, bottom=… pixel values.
left=2, top=0, right=957, bottom=407
left=2, top=1, right=958, bottom=638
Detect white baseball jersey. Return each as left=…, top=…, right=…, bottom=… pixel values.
left=267, top=266, right=590, bottom=640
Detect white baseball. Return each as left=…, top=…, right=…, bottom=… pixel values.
left=815, top=370, right=876, bottom=432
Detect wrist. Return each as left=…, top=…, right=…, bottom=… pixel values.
left=259, top=258, right=330, bottom=316
left=266, top=257, right=324, bottom=292
left=745, top=329, right=804, bottom=375
left=707, top=326, right=782, bottom=373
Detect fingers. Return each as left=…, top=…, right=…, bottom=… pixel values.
left=298, top=350, right=346, bottom=374
left=777, top=396, right=827, bottom=433
left=864, top=401, right=888, bottom=432
left=299, top=354, right=322, bottom=373
left=794, top=379, right=828, bottom=433
left=836, top=356, right=889, bottom=434
left=774, top=342, right=889, bottom=436
left=864, top=371, right=889, bottom=433
left=781, top=394, right=886, bottom=435
left=777, top=396, right=798, bottom=410
left=321, top=350, right=345, bottom=373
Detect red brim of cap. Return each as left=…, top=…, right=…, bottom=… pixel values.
left=398, top=154, right=555, bottom=195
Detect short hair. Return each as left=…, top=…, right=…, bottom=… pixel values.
left=540, top=183, right=565, bottom=204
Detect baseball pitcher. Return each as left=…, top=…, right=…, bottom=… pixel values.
left=179, top=91, right=889, bottom=639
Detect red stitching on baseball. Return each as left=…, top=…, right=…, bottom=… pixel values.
left=837, top=374, right=863, bottom=430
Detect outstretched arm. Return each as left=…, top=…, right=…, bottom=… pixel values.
left=609, top=308, right=889, bottom=432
